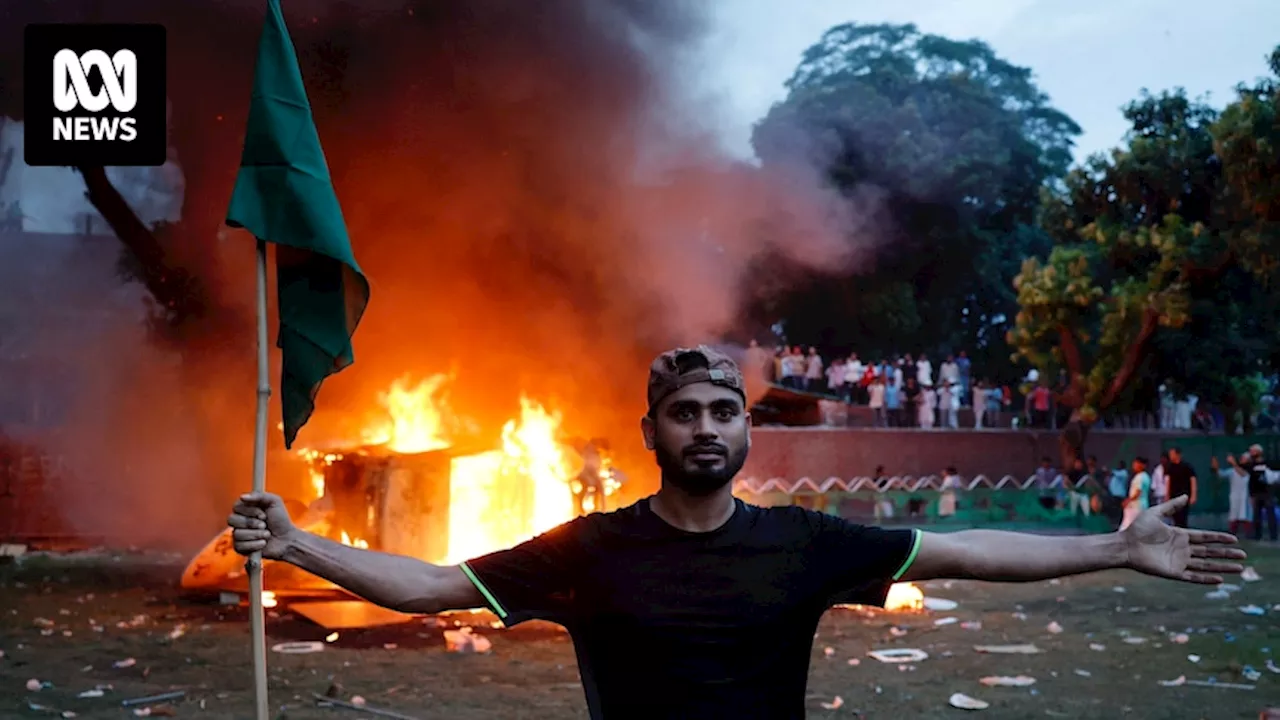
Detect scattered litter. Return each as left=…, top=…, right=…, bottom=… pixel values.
left=1160, top=675, right=1186, bottom=687
left=934, top=617, right=959, bottom=626
left=1206, top=589, right=1231, bottom=600
left=1113, top=586, right=1126, bottom=593
left=979, top=675, right=1035, bottom=687
left=949, top=693, right=989, bottom=710
left=1243, top=667, right=1262, bottom=682
left=443, top=627, right=492, bottom=653
left=1089, top=643, right=1106, bottom=652
left=26, top=678, right=43, bottom=692
left=1011, top=612, right=1028, bottom=621
left=112, top=658, right=136, bottom=669
left=1123, top=637, right=1147, bottom=645
left=1074, top=669, right=1091, bottom=677
left=974, top=644, right=1041, bottom=655
left=1241, top=567, right=1261, bottom=582
left=847, top=658, right=860, bottom=666
left=1239, top=605, right=1266, bottom=616
left=76, top=689, right=105, bottom=699
left=165, top=625, right=186, bottom=641
left=1185, top=680, right=1254, bottom=690
left=960, top=621, right=983, bottom=631
left=325, top=632, right=339, bottom=643
left=26, top=700, right=75, bottom=718
left=868, top=648, right=929, bottom=664
left=923, top=597, right=958, bottom=611
left=1046, top=621, right=1063, bottom=634
left=1171, top=633, right=1189, bottom=644
left=121, top=691, right=185, bottom=708
left=1267, top=659, right=1280, bottom=674
left=271, top=641, right=324, bottom=654
left=889, top=626, right=908, bottom=637
left=1189, top=655, right=1201, bottom=663
left=820, top=696, right=843, bottom=710
left=823, top=646, right=835, bottom=658
left=312, top=692, right=423, bottom=720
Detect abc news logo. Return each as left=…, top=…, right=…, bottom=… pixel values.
left=24, top=24, right=166, bottom=167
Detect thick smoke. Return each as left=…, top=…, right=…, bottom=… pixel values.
left=1, top=0, right=873, bottom=548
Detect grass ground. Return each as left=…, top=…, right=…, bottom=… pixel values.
left=0, top=543, right=1277, bottom=719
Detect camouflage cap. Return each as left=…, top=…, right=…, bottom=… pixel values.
left=647, top=345, right=745, bottom=411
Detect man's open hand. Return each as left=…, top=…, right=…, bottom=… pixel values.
left=1123, top=496, right=1246, bottom=584
left=227, top=491, right=298, bottom=560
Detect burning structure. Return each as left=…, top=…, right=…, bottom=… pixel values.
left=181, top=375, right=625, bottom=596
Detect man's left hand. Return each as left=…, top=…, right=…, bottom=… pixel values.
left=1123, top=496, right=1246, bottom=584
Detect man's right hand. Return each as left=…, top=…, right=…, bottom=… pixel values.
left=228, top=491, right=298, bottom=560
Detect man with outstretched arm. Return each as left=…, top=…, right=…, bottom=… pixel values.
left=229, top=346, right=1245, bottom=720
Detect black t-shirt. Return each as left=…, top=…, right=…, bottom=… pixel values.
left=461, top=498, right=919, bottom=719
left=1165, top=461, right=1195, bottom=499
left=1243, top=459, right=1270, bottom=496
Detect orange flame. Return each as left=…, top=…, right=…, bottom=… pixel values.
left=883, top=582, right=924, bottom=612
left=298, top=375, right=614, bottom=565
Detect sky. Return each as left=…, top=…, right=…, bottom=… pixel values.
left=695, top=0, right=1280, bottom=163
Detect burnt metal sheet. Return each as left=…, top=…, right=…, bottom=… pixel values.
left=289, top=600, right=418, bottom=630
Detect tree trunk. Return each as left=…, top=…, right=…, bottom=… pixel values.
left=75, top=166, right=207, bottom=334
left=1058, top=409, right=1092, bottom=471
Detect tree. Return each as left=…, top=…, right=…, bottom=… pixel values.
left=748, top=23, right=1078, bottom=374
left=1010, top=47, right=1280, bottom=463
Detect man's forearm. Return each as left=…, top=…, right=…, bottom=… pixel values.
left=278, top=531, right=454, bottom=613
left=944, top=529, right=1129, bottom=582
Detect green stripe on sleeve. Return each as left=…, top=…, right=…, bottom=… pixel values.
left=459, top=562, right=508, bottom=619
left=891, top=529, right=923, bottom=581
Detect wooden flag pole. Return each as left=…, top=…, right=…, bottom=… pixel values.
left=248, top=238, right=272, bottom=720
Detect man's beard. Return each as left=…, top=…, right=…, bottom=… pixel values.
left=654, top=443, right=749, bottom=496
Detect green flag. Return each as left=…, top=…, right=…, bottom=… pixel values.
left=225, top=0, right=369, bottom=449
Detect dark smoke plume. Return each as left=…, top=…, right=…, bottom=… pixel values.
left=0, top=0, right=874, bottom=548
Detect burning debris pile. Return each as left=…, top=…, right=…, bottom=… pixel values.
left=181, top=375, right=624, bottom=595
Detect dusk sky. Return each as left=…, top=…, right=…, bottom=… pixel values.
left=695, top=0, right=1279, bottom=163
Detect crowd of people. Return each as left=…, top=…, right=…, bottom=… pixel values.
left=747, top=342, right=1020, bottom=429
left=1019, top=446, right=1278, bottom=541
left=745, top=343, right=1229, bottom=432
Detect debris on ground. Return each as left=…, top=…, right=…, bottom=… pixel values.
left=923, top=597, right=958, bottom=611
left=974, top=644, right=1042, bottom=655
left=820, top=696, right=844, bottom=710
left=1241, top=567, right=1261, bottom=582
left=312, top=692, right=423, bottom=720
left=979, top=675, right=1036, bottom=687
left=868, top=648, right=929, bottom=663
left=1046, top=621, right=1063, bottom=634
left=949, top=692, right=989, bottom=710
left=271, top=641, right=324, bottom=654
left=443, top=626, right=492, bottom=653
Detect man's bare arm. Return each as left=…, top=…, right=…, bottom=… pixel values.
left=900, top=530, right=1128, bottom=583
left=278, top=532, right=483, bottom=614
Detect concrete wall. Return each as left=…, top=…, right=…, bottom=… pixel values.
left=741, top=427, right=1170, bottom=481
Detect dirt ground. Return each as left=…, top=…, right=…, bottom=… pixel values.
left=1, top=544, right=1277, bottom=720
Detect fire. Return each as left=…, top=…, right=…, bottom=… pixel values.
left=364, top=374, right=452, bottom=453
left=340, top=531, right=369, bottom=549
left=884, top=582, right=925, bottom=612
left=445, top=399, right=575, bottom=564
left=296, top=375, right=615, bottom=565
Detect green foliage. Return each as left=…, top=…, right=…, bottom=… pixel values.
left=749, top=23, right=1078, bottom=372
left=1010, top=47, right=1280, bottom=423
